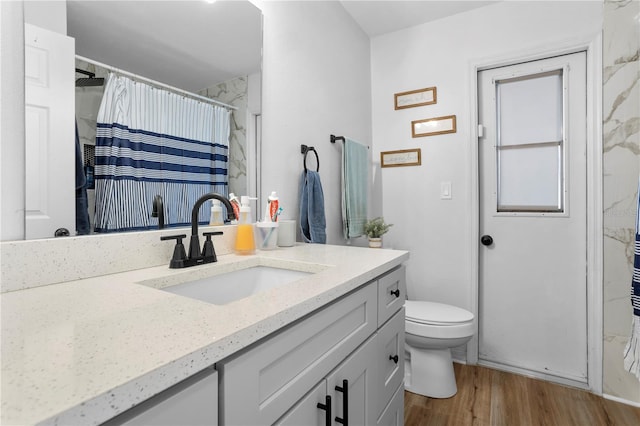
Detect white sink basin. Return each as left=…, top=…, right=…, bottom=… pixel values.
left=159, top=266, right=314, bottom=305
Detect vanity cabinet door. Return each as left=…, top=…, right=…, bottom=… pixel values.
left=274, top=380, right=327, bottom=426
left=102, top=367, right=217, bottom=426
left=376, top=380, right=404, bottom=426
left=375, top=308, right=405, bottom=419
left=326, top=334, right=378, bottom=426
left=377, top=265, right=406, bottom=327
left=218, top=283, right=377, bottom=425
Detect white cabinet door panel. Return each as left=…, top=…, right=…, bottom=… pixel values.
left=219, top=284, right=377, bottom=425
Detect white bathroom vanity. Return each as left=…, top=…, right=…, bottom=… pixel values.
left=0, top=243, right=408, bottom=425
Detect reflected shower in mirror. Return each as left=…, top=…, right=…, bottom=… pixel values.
left=27, top=0, right=262, bottom=239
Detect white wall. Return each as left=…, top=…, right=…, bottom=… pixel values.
left=259, top=0, right=371, bottom=244
left=371, top=1, right=602, bottom=305
left=23, top=0, right=67, bottom=34
left=0, top=1, right=26, bottom=241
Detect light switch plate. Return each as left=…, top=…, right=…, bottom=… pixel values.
left=441, top=181, right=452, bottom=200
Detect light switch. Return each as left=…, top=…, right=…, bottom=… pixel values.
left=441, top=181, right=452, bottom=200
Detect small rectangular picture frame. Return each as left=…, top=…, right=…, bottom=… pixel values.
left=394, top=87, right=437, bottom=110
left=381, top=148, right=422, bottom=168
left=411, top=114, right=457, bottom=138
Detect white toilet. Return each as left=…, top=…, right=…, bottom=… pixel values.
left=404, top=300, right=474, bottom=398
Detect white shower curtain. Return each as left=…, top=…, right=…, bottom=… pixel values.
left=94, top=74, right=230, bottom=232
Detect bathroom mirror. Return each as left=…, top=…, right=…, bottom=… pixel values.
left=23, top=0, right=262, bottom=239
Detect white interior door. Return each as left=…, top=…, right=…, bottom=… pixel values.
left=478, top=52, right=588, bottom=384
left=24, top=24, right=75, bottom=239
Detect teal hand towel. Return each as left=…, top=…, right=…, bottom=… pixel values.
left=342, top=138, right=368, bottom=239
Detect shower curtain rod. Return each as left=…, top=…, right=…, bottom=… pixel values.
left=75, top=55, right=238, bottom=111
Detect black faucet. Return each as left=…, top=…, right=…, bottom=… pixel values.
left=152, top=195, right=165, bottom=229
left=160, top=193, right=236, bottom=268
left=188, top=193, right=236, bottom=260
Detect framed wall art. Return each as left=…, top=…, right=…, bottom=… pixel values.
left=380, top=148, right=422, bottom=168
left=394, top=87, right=437, bottom=110
left=411, top=115, right=457, bottom=138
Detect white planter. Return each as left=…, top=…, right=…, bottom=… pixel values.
left=368, top=237, right=382, bottom=248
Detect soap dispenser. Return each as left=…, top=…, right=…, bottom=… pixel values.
left=210, top=199, right=224, bottom=226
left=235, top=195, right=257, bottom=255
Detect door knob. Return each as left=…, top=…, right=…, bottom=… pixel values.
left=54, top=228, right=70, bottom=237
left=480, top=235, right=493, bottom=246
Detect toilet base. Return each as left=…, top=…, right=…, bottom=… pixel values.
left=405, top=345, right=457, bottom=398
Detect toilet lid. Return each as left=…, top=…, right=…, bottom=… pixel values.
left=405, top=300, right=474, bottom=325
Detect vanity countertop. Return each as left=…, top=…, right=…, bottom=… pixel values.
left=1, top=244, right=408, bottom=426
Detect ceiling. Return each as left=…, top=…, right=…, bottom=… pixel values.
left=67, top=1, right=497, bottom=93
left=67, top=0, right=262, bottom=92
left=340, top=1, right=499, bottom=37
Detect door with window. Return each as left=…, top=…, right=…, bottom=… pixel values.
left=478, top=52, right=587, bottom=384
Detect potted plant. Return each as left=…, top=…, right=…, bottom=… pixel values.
left=363, top=217, right=392, bottom=248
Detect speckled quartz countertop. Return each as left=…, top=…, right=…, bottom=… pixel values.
left=1, top=244, right=408, bottom=426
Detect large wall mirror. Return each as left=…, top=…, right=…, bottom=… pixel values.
left=21, top=0, right=262, bottom=240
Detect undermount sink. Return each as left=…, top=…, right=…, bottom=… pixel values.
left=158, top=266, right=314, bottom=305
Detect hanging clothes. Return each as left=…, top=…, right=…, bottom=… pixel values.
left=341, top=138, right=368, bottom=239
left=624, top=177, right=640, bottom=380
left=299, top=170, right=326, bottom=244
left=94, top=74, right=230, bottom=232
left=75, top=120, right=90, bottom=235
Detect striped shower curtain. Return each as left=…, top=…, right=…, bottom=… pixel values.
left=94, top=74, right=230, bottom=232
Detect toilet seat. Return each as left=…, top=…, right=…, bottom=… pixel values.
left=405, top=301, right=474, bottom=339
left=405, top=300, right=474, bottom=325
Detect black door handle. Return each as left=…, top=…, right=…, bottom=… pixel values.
left=389, top=354, right=399, bottom=364
left=481, top=235, right=493, bottom=246
left=54, top=227, right=70, bottom=237
left=317, top=395, right=331, bottom=426
left=390, top=289, right=400, bottom=298
left=335, top=379, right=348, bottom=425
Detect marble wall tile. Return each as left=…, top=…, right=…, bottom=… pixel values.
left=602, top=0, right=640, bottom=403
left=200, top=76, right=250, bottom=197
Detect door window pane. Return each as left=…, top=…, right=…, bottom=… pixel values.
left=498, top=145, right=561, bottom=211
left=496, top=70, right=564, bottom=212
left=498, top=71, right=563, bottom=145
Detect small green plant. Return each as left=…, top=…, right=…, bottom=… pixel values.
left=364, top=217, right=393, bottom=238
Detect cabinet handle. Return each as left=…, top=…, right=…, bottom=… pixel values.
left=390, top=289, right=400, bottom=298
left=389, top=354, right=399, bottom=364
left=334, top=379, right=348, bottom=425
left=317, top=395, right=331, bottom=426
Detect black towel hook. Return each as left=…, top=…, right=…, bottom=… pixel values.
left=301, top=144, right=319, bottom=172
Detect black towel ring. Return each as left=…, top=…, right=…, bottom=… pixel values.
left=301, top=144, right=320, bottom=172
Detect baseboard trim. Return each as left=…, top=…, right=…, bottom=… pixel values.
left=477, top=359, right=589, bottom=391
left=603, top=393, right=640, bottom=408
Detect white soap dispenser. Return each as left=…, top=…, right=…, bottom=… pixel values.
left=209, top=199, right=224, bottom=226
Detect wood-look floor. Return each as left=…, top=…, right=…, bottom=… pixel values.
left=404, top=364, right=640, bottom=426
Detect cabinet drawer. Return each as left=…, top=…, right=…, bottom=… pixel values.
left=376, top=382, right=404, bottom=426
left=377, top=265, right=406, bottom=327
left=376, top=308, right=405, bottom=418
left=218, top=283, right=377, bottom=425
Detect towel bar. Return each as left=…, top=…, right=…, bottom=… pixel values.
left=330, top=134, right=369, bottom=149
left=330, top=134, right=346, bottom=144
